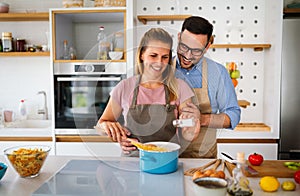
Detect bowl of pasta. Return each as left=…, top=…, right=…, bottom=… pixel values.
left=4, top=145, right=51, bottom=178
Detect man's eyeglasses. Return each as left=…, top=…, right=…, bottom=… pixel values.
left=178, top=42, right=207, bottom=56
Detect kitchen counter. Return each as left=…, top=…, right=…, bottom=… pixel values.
left=0, top=128, right=52, bottom=138
left=0, top=156, right=299, bottom=196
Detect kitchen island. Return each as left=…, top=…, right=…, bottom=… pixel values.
left=0, top=156, right=299, bottom=196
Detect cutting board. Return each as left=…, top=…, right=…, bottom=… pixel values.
left=225, top=160, right=299, bottom=178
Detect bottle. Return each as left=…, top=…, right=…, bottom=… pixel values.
left=173, top=118, right=195, bottom=127
left=19, top=99, right=27, bottom=120
left=62, top=40, right=70, bottom=60
left=227, top=152, right=253, bottom=196
left=69, top=46, right=76, bottom=60
left=97, top=26, right=109, bottom=60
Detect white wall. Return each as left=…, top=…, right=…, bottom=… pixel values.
left=0, top=1, right=62, bottom=119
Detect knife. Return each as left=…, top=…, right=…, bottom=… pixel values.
left=221, top=152, right=259, bottom=175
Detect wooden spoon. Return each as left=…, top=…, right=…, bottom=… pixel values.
left=130, top=140, right=167, bottom=152
left=184, top=159, right=217, bottom=176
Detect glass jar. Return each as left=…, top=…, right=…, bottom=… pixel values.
left=113, top=32, right=124, bottom=52
left=2, top=32, right=13, bottom=52
left=16, top=38, right=26, bottom=52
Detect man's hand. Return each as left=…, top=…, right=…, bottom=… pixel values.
left=180, top=102, right=201, bottom=120
left=181, top=118, right=201, bottom=141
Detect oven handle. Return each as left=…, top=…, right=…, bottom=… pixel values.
left=57, top=77, right=122, bottom=82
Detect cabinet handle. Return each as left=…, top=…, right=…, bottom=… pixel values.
left=57, top=77, right=121, bottom=82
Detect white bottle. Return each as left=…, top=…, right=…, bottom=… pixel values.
left=19, top=99, right=27, bottom=120
left=97, top=26, right=109, bottom=60
left=173, top=118, right=195, bottom=127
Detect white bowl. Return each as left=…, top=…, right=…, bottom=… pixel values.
left=109, top=51, right=123, bottom=60
left=0, top=2, right=9, bottom=13
left=193, top=177, right=228, bottom=196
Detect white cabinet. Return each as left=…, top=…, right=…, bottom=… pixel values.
left=217, top=143, right=278, bottom=160
left=55, top=142, right=122, bottom=157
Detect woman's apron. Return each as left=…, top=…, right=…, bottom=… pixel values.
left=125, top=76, right=178, bottom=156
left=179, top=59, right=217, bottom=158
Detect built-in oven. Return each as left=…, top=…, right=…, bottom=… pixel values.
left=54, top=62, right=126, bottom=134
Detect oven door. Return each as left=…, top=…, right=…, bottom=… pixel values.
left=54, top=75, right=122, bottom=131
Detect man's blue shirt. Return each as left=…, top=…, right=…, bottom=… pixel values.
left=175, top=57, right=241, bottom=129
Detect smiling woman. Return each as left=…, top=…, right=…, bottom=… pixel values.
left=96, top=28, right=200, bottom=157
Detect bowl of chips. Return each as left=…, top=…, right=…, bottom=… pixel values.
left=4, top=145, right=51, bottom=178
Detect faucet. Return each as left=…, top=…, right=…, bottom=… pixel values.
left=37, top=91, right=48, bottom=120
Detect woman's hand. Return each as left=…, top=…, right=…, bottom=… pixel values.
left=120, top=138, right=138, bottom=154
left=96, top=121, right=130, bottom=143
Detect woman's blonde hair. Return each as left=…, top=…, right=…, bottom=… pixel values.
left=135, top=28, right=179, bottom=100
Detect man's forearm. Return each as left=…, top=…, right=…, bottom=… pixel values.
left=200, top=113, right=231, bottom=128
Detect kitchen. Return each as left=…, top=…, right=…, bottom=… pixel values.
left=0, top=0, right=299, bottom=195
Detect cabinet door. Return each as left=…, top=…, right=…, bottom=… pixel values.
left=217, top=143, right=278, bottom=160
left=55, top=142, right=122, bottom=157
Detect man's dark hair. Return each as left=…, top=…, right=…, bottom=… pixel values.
left=181, top=16, right=213, bottom=43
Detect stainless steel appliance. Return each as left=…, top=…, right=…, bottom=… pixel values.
left=54, top=62, right=126, bottom=133
left=279, top=17, right=300, bottom=159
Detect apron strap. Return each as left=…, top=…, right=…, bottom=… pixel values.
left=130, top=75, right=141, bottom=108
left=202, top=59, right=208, bottom=91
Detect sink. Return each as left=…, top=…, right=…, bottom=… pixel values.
left=4, top=120, right=51, bottom=129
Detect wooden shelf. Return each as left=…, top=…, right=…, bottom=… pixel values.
left=56, top=135, right=113, bottom=142
left=238, top=100, right=250, bottom=108
left=0, top=12, right=49, bottom=21
left=234, top=123, right=271, bottom=131
left=137, top=14, right=192, bottom=24
left=283, top=8, right=300, bottom=14
left=211, top=44, right=271, bottom=51
left=0, top=52, right=50, bottom=57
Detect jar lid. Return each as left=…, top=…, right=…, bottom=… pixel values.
left=115, top=32, right=124, bottom=37
left=0, top=2, right=9, bottom=7
left=16, top=38, right=25, bottom=41
left=2, top=32, right=12, bottom=37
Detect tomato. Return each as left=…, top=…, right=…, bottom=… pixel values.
left=248, top=153, right=264, bottom=166
left=294, top=170, right=300, bottom=184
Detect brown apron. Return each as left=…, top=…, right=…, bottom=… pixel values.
left=180, top=59, right=217, bottom=158
left=125, top=76, right=178, bottom=156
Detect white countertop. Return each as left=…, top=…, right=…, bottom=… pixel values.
left=0, top=128, right=52, bottom=137
left=0, top=156, right=299, bottom=196
left=217, top=128, right=279, bottom=139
